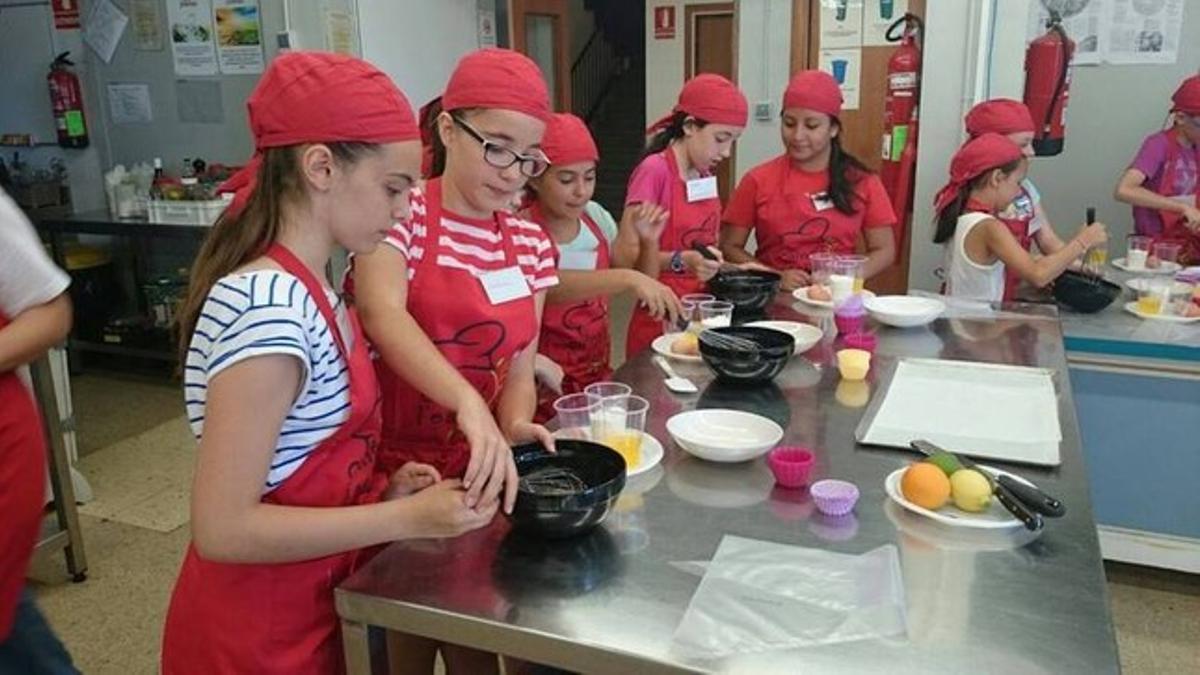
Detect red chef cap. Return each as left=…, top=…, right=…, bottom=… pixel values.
left=964, top=99, right=1036, bottom=137
left=1171, top=75, right=1200, bottom=115
left=442, top=48, right=552, bottom=122
left=541, top=113, right=599, bottom=166
left=782, top=70, right=843, bottom=118
left=647, top=73, right=748, bottom=133
left=219, top=52, right=419, bottom=218
left=934, top=133, right=1026, bottom=212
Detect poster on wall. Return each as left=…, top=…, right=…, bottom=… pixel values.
left=477, top=9, right=497, bottom=48
left=819, top=48, right=861, bottom=110
left=131, top=0, right=165, bottom=51
left=167, top=0, right=218, bottom=76
left=863, top=0, right=908, bottom=47
left=320, top=0, right=359, bottom=55
left=820, top=0, right=864, bottom=50
left=1026, top=0, right=1106, bottom=66
left=107, top=83, right=153, bottom=125
left=654, top=5, right=676, bottom=40
left=1105, top=0, right=1183, bottom=65
left=83, top=0, right=128, bottom=64
left=214, top=0, right=264, bottom=74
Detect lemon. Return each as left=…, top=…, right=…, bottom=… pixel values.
left=950, top=469, right=992, bottom=512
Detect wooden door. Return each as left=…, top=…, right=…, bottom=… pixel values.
left=685, top=3, right=737, bottom=203
left=791, top=0, right=926, bottom=294
left=510, top=0, right=571, bottom=112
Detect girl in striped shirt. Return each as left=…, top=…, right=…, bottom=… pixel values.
left=161, top=53, right=494, bottom=675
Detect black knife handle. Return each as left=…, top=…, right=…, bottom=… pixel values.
left=691, top=242, right=720, bottom=261
left=995, top=481, right=1044, bottom=531
left=998, top=474, right=1065, bottom=518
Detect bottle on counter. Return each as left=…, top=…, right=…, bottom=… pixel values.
left=182, top=158, right=194, bottom=179
left=150, top=157, right=166, bottom=200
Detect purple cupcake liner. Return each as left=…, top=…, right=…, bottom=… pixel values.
left=810, top=479, right=859, bottom=517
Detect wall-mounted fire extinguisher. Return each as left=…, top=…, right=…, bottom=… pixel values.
left=881, top=14, right=922, bottom=229
left=48, top=51, right=89, bottom=149
left=1024, top=13, right=1075, bottom=157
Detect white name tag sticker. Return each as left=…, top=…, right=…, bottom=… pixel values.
left=686, top=175, right=719, bottom=202
left=479, top=266, right=532, bottom=305
left=558, top=249, right=599, bottom=271
left=811, top=191, right=835, bottom=211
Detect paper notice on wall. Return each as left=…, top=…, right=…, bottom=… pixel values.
left=214, top=0, right=264, bottom=74
left=1105, top=0, right=1183, bottom=65
left=83, top=0, right=128, bottom=64
left=167, top=0, right=218, bottom=76
left=478, top=9, right=498, bottom=48
left=131, top=0, right=165, bottom=51
left=1026, top=0, right=1106, bottom=66
left=107, top=83, right=153, bottom=124
left=863, top=0, right=908, bottom=47
left=321, top=0, right=359, bottom=55
left=820, top=0, right=864, bottom=49
left=819, top=48, right=861, bottom=110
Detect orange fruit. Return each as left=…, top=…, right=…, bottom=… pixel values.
left=900, top=462, right=951, bottom=510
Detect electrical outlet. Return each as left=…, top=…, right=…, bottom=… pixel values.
left=277, top=30, right=298, bottom=50
left=754, top=102, right=772, bottom=121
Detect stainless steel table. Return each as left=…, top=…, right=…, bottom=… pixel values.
left=336, top=297, right=1120, bottom=674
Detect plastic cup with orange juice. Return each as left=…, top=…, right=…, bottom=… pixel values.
left=1135, top=278, right=1170, bottom=316
left=598, top=394, right=648, bottom=470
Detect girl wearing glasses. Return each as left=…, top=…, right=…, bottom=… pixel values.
left=1115, top=74, right=1200, bottom=264
left=719, top=70, right=897, bottom=293
left=521, top=113, right=682, bottom=419
left=622, top=74, right=749, bottom=357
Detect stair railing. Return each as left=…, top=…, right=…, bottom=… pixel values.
left=571, top=27, right=623, bottom=122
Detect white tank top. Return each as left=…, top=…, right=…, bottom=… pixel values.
left=944, top=212, right=1005, bottom=303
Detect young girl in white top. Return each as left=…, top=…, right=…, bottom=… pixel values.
left=934, top=133, right=1107, bottom=303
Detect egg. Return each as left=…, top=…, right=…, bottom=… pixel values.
left=808, top=284, right=832, bottom=302
left=671, top=332, right=699, bottom=356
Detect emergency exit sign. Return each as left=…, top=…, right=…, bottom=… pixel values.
left=654, top=5, right=675, bottom=40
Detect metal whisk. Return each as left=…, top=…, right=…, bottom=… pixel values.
left=519, top=466, right=587, bottom=496
left=698, top=330, right=759, bottom=353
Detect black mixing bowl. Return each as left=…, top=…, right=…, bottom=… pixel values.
left=698, top=326, right=795, bottom=385
left=1053, top=270, right=1120, bottom=313
left=708, top=270, right=783, bottom=314
left=508, top=440, right=626, bottom=539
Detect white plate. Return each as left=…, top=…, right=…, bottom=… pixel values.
left=744, top=320, right=823, bottom=354
left=792, top=286, right=875, bottom=308
left=1112, top=257, right=1182, bottom=275
left=1124, top=278, right=1195, bottom=294
left=552, top=430, right=665, bottom=477
left=1122, top=301, right=1200, bottom=323
left=863, top=295, right=946, bottom=328
left=652, top=332, right=702, bottom=362
left=666, top=409, right=784, bottom=462
left=884, top=465, right=1037, bottom=530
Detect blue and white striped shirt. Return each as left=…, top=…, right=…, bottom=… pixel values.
left=184, top=270, right=351, bottom=492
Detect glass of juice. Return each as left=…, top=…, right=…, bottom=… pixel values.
left=1135, top=278, right=1169, bottom=315
left=599, top=394, right=648, bottom=470
left=584, top=381, right=632, bottom=401
left=553, top=393, right=600, bottom=440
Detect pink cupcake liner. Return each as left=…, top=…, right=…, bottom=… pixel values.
left=834, top=313, right=865, bottom=336
left=841, top=331, right=878, bottom=353
left=810, top=479, right=859, bottom=516
left=767, top=446, right=815, bottom=488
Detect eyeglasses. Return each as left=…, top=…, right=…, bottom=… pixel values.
left=452, top=116, right=549, bottom=178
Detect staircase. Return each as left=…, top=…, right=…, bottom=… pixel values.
left=588, top=60, right=645, bottom=216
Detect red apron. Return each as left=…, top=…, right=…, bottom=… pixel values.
left=752, top=156, right=867, bottom=272
left=0, top=314, right=46, bottom=640
left=531, top=204, right=612, bottom=423
left=162, top=244, right=389, bottom=675
left=625, top=149, right=722, bottom=358
left=997, top=184, right=1039, bottom=301
left=375, top=179, right=539, bottom=479
left=1154, top=132, right=1200, bottom=265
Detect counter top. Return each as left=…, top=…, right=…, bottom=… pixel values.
left=34, top=209, right=211, bottom=238
left=334, top=297, right=1119, bottom=674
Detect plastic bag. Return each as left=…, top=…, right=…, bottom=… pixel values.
left=671, top=536, right=907, bottom=659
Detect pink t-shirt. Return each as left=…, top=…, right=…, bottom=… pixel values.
left=624, top=151, right=714, bottom=209
left=1129, top=130, right=1199, bottom=236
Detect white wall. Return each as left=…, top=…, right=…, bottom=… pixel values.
left=643, top=0, right=792, bottom=182
left=357, top=0, right=482, bottom=112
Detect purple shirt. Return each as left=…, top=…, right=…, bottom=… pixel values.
left=1129, top=130, right=1199, bottom=236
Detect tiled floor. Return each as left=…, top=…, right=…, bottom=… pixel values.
left=27, top=370, right=1200, bottom=674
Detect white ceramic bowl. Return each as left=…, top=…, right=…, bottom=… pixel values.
left=864, top=295, right=946, bottom=328
left=666, top=409, right=784, bottom=462
left=745, top=320, right=824, bottom=355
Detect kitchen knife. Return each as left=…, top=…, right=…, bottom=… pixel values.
left=911, top=440, right=1044, bottom=531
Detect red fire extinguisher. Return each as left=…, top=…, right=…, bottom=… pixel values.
left=1024, top=14, right=1075, bottom=157
left=48, top=52, right=89, bottom=149
left=881, top=14, right=922, bottom=236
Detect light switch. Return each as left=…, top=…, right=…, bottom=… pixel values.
left=754, top=102, right=772, bottom=121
